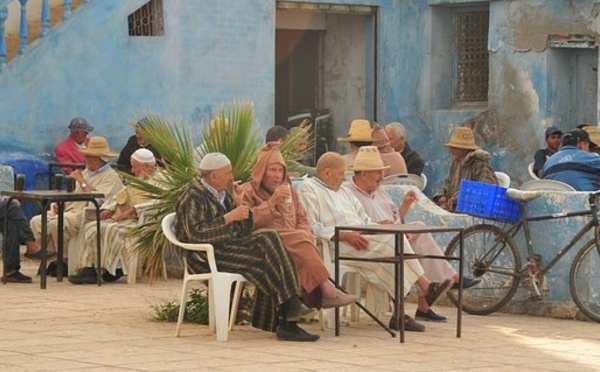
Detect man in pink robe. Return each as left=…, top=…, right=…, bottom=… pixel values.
left=54, top=117, right=95, bottom=174
left=242, top=143, right=357, bottom=309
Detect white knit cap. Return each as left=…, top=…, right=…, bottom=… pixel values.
left=131, top=148, right=156, bottom=165
left=199, top=152, right=231, bottom=171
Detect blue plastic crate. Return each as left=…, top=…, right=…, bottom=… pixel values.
left=456, top=180, right=521, bottom=223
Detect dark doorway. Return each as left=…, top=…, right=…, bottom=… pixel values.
left=275, top=29, right=322, bottom=128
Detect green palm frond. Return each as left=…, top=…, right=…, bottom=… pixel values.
left=197, top=100, right=261, bottom=182
left=279, top=119, right=314, bottom=163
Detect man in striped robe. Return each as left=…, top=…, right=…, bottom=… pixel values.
left=174, top=153, right=319, bottom=342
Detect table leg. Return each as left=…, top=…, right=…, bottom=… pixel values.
left=399, top=233, right=405, bottom=343
left=56, top=201, right=64, bottom=282
left=40, top=203, right=49, bottom=290
left=2, top=200, right=10, bottom=285
left=457, top=230, right=464, bottom=338
left=334, top=229, right=340, bottom=337
left=90, top=199, right=102, bottom=286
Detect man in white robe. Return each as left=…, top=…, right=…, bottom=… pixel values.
left=343, top=146, right=481, bottom=322
left=297, top=151, right=453, bottom=331
left=30, top=137, right=124, bottom=262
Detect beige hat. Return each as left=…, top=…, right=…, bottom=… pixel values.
left=583, top=126, right=600, bottom=147
left=78, top=136, right=119, bottom=158
left=337, top=119, right=373, bottom=142
left=444, top=127, right=481, bottom=150
left=352, top=146, right=390, bottom=171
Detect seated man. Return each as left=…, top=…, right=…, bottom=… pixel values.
left=297, top=151, right=453, bottom=332
left=31, top=137, right=124, bottom=263
left=385, top=122, right=425, bottom=175
left=343, top=146, right=481, bottom=322
left=543, top=129, right=600, bottom=191
left=265, top=125, right=316, bottom=177
left=532, top=126, right=562, bottom=178
left=54, top=117, right=95, bottom=174
left=174, top=152, right=319, bottom=342
left=241, top=143, right=357, bottom=309
left=117, top=118, right=161, bottom=175
left=371, top=124, right=407, bottom=177
left=0, top=199, right=48, bottom=283
left=69, top=149, right=163, bottom=284
left=433, top=127, right=497, bottom=212
left=337, top=119, right=375, bottom=170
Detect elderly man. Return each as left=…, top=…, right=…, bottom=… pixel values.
left=1, top=199, right=49, bottom=283
left=543, top=129, right=600, bottom=191
left=174, top=152, right=319, bottom=342
left=31, top=137, right=124, bottom=263
left=69, top=149, right=162, bottom=284
left=385, top=122, right=425, bottom=175
left=433, top=127, right=497, bottom=212
left=117, top=118, right=161, bottom=175
left=297, top=151, right=453, bottom=332
left=241, top=143, right=357, bottom=309
left=54, top=117, right=95, bottom=174
left=371, top=124, right=407, bottom=177
left=532, top=126, right=563, bottom=178
left=338, top=119, right=374, bottom=170
left=344, top=146, right=481, bottom=322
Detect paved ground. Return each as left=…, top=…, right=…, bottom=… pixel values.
left=2, top=259, right=600, bottom=372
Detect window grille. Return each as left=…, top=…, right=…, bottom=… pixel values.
left=128, top=0, right=164, bottom=37
left=456, top=10, right=489, bottom=102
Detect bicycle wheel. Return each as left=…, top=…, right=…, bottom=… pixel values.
left=445, top=224, right=521, bottom=315
left=570, top=239, right=600, bottom=323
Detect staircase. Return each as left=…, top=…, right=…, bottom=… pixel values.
left=0, top=0, right=87, bottom=69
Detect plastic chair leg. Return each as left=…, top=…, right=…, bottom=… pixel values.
left=211, top=277, right=234, bottom=341
left=228, top=281, right=244, bottom=331
left=175, top=280, right=190, bottom=337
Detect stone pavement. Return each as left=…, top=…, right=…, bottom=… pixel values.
left=2, top=260, right=600, bottom=372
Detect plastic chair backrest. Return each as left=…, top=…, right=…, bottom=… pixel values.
left=3, top=158, right=49, bottom=190
left=528, top=162, right=540, bottom=180
left=495, top=171, right=511, bottom=188
left=420, top=173, right=428, bottom=189
left=381, top=174, right=425, bottom=190
left=0, top=165, right=14, bottom=191
left=520, top=179, right=576, bottom=191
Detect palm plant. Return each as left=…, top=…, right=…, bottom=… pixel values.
left=127, top=100, right=314, bottom=280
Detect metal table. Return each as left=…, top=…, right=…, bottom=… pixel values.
left=2, top=190, right=104, bottom=289
left=334, top=223, right=464, bottom=343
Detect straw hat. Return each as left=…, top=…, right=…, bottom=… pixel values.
left=352, top=146, right=390, bottom=171
left=582, top=126, right=600, bottom=147
left=337, top=119, right=373, bottom=142
left=78, top=136, right=119, bottom=158
left=444, top=127, right=481, bottom=150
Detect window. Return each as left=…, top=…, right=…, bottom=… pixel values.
left=128, top=0, right=164, bottom=37
left=455, top=10, right=489, bottom=102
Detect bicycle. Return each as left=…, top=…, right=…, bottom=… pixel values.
left=443, top=188, right=600, bottom=322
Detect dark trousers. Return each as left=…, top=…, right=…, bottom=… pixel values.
left=0, top=200, right=35, bottom=272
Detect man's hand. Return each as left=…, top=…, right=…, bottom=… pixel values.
left=70, top=170, right=85, bottom=184
left=402, top=190, right=419, bottom=208
left=232, top=183, right=245, bottom=206
left=224, top=205, right=250, bottom=224
left=99, top=210, right=113, bottom=220
left=269, top=185, right=292, bottom=207
left=339, top=231, right=369, bottom=251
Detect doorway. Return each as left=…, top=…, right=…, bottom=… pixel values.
left=275, top=6, right=377, bottom=161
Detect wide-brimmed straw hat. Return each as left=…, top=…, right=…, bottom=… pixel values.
left=337, top=119, right=373, bottom=142
left=582, top=126, right=600, bottom=148
left=444, top=127, right=481, bottom=150
left=78, top=136, right=119, bottom=158
left=352, top=146, right=390, bottom=171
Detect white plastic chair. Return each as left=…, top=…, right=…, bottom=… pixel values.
left=420, top=173, right=428, bottom=189
left=520, top=179, right=576, bottom=191
left=319, top=238, right=361, bottom=329
left=495, top=171, right=511, bottom=188
left=381, top=174, right=425, bottom=190
left=161, top=212, right=248, bottom=341
left=528, top=162, right=540, bottom=180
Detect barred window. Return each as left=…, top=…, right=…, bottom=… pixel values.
left=128, top=0, right=164, bottom=37
left=455, top=10, right=489, bottom=102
